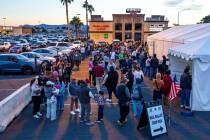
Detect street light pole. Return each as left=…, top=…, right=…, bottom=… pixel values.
left=177, top=8, right=191, bottom=25
left=2, top=17, right=6, bottom=27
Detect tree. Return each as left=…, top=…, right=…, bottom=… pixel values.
left=82, top=1, right=94, bottom=41
left=60, top=0, right=74, bottom=43
left=70, top=16, right=83, bottom=39
left=200, top=14, right=210, bottom=23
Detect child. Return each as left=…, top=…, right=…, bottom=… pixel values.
left=95, top=91, right=106, bottom=123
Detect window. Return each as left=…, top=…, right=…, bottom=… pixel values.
left=115, top=32, right=122, bottom=41
left=125, top=23, right=132, bottom=31
left=125, top=32, right=132, bottom=40
left=135, top=23, right=142, bottom=30
left=134, top=33, right=141, bottom=41
left=115, top=23, right=122, bottom=30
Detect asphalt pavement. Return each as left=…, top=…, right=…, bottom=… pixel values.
left=0, top=59, right=210, bottom=140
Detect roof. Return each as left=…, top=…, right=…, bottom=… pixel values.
left=148, top=23, right=210, bottom=44
left=169, top=36, right=210, bottom=61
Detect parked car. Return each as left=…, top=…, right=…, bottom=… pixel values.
left=32, top=48, right=57, bottom=57
left=20, top=52, right=56, bottom=66
left=0, top=54, right=37, bottom=74
left=72, top=40, right=82, bottom=48
left=9, top=45, right=31, bottom=53
left=0, top=42, right=12, bottom=52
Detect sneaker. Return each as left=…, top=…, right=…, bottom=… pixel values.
left=33, top=115, right=40, bottom=119
left=180, top=105, right=184, bottom=108
left=117, top=120, right=123, bottom=126
left=95, top=120, right=101, bottom=123
left=85, top=122, right=94, bottom=126
left=75, top=109, right=80, bottom=113
left=122, top=119, right=128, bottom=124
left=185, top=106, right=191, bottom=110
left=37, top=112, right=42, bottom=116
left=70, top=111, right=76, bottom=115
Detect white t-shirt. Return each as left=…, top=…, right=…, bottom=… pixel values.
left=133, top=70, right=144, bottom=84
left=111, top=52, right=115, bottom=60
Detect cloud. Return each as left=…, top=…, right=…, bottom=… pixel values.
left=165, top=0, right=184, bottom=7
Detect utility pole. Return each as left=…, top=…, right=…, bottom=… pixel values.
left=177, top=8, right=191, bottom=25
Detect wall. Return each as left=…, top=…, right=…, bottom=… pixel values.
left=0, top=84, right=31, bottom=132
left=89, top=21, right=113, bottom=44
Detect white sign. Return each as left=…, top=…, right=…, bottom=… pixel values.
left=147, top=105, right=167, bottom=137
left=149, top=28, right=163, bottom=32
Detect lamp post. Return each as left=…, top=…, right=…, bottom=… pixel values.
left=2, top=17, right=6, bottom=27
left=178, top=8, right=191, bottom=25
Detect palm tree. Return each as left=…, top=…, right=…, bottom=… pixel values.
left=60, top=0, right=74, bottom=43
left=83, top=1, right=94, bottom=41
left=70, top=16, right=83, bottom=39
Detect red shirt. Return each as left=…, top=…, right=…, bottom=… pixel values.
left=94, top=65, right=104, bottom=77
left=162, top=75, right=172, bottom=95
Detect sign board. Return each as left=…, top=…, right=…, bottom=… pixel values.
left=126, top=8, right=141, bottom=13
left=104, top=34, right=109, bottom=39
left=149, top=28, right=163, bottom=32
left=146, top=102, right=167, bottom=137
left=89, top=22, right=113, bottom=32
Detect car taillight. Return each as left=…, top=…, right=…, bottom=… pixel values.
left=17, top=49, right=20, bottom=53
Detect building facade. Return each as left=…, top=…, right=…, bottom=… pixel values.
left=112, top=14, right=145, bottom=42
left=89, top=10, right=169, bottom=44
left=0, top=26, right=32, bottom=35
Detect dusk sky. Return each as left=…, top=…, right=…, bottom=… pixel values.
left=0, top=0, right=210, bottom=26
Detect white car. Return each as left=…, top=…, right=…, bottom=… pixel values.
left=72, top=41, right=82, bottom=48
left=32, top=48, right=57, bottom=57
left=0, top=42, right=11, bottom=51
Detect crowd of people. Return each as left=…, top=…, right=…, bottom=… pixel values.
left=30, top=41, right=192, bottom=126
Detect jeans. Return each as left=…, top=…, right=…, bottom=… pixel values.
left=145, top=66, right=150, bottom=77
left=81, top=103, right=91, bottom=122
left=119, top=104, right=130, bottom=123
left=181, top=89, right=191, bottom=107
left=132, top=100, right=143, bottom=118
left=57, top=94, right=64, bottom=110
left=98, top=105, right=104, bottom=120
left=70, top=97, right=79, bottom=111
left=46, top=97, right=57, bottom=121
left=150, top=67, right=157, bottom=80
left=32, top=96, right=41, bottom=115
left=107, top=87, right=116, bottom=99
left=96, top=77, right=103, bottom=92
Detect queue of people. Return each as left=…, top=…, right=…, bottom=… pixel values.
left=30, top=40, right=192, bottom=127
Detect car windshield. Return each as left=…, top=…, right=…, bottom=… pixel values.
left=48, top=43, right=57, bottom=46
left=16, top=55, right=29, bottom=60
left=58, top=43, right=68, bottom=46
left=74, top=41, right=80, bottom=44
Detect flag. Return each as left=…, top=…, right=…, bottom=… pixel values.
left=169, top=75, right=181, bottom=101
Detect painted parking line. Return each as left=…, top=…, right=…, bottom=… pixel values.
left=0, top=89, right=16, bottom=91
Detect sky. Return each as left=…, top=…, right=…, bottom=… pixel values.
left=0, top=0, right=210, bottom=26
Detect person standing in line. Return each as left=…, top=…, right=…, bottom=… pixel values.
left=55, top=77, right=65, bottom=111
left=150, top=54, right=159, bottom=80
left=126, top=69, right=134, bottom=95
left=116, top=78, right=131, bottom=126
left=153, top=73, right=164, bottom=101
left=132, top=78, right=144, bottom=118
left=133, top=66, right=144, bottom=86
left=94, top=62, right=105, bottom=92
left=162, top=70, right=172, bottom=107
left=145, top=56, right=151, bottom=77
left=180, top=66, right=192, bottom=110
left=95, top=91, right=106, bottom=123
left=31, top=77, right=42, bottom=119
left=44, top=81, right=58, bottom=121
left=63, top=63, right=72, bottom=88
left=103, top=66, right=119, bottom=103
left=69, top=79, right=80, bottom=115
left=88, top=58, right=94, bottom=87
left=78, top=80, right=95, bottom=125
left=107, top=60, right=116, bottom=72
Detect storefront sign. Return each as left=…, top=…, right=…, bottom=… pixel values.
left=146, top=104, right=167, bottom=137
left=90, top=22, right=113, bottom=32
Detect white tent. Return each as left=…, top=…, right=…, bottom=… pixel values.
left=168, top=36, right=210, bottom=111
left=147, top=23, right=210, bottom=60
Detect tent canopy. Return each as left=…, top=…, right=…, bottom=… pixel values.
left=148, top=23, right=210, bottom=44
left=169, top=36, right=210, bottom=62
